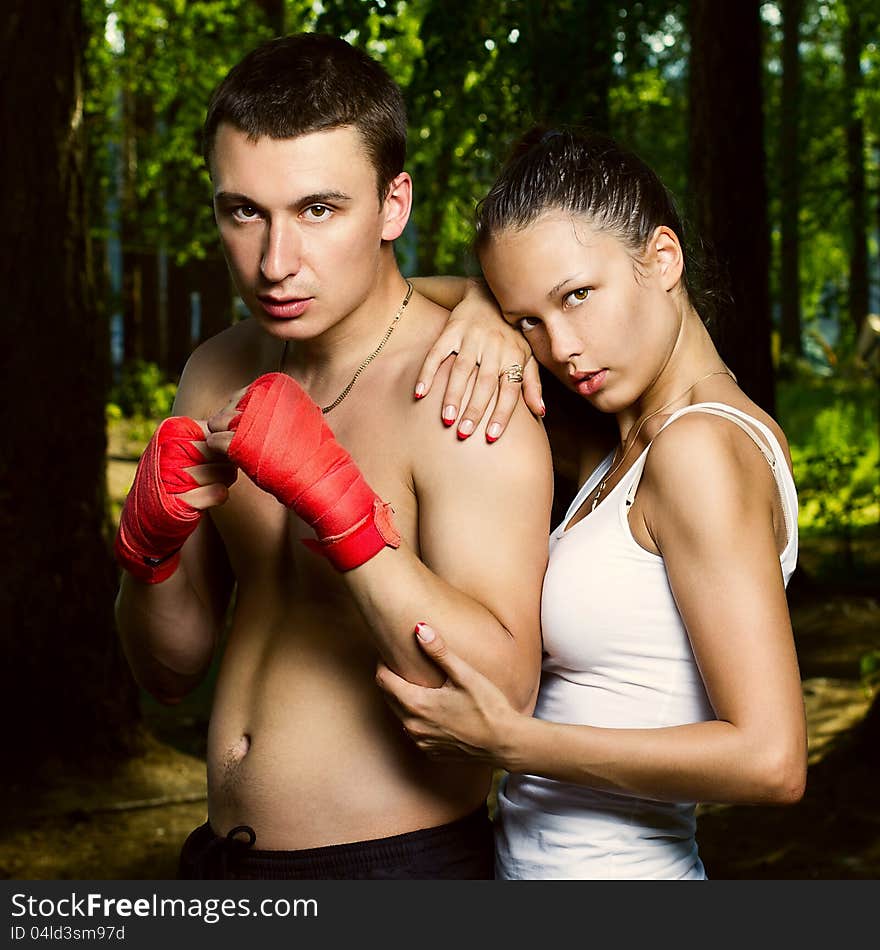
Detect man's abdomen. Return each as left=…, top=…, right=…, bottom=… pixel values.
left=205, top=599, right=490, bottom=851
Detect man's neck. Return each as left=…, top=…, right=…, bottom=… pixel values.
left=285, top=256, right=411, bottom=398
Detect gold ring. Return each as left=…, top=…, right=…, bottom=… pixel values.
left=501, top=363, right=524, bottom=384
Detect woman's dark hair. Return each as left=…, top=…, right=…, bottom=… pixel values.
left=474, top=126, right=725, bottom=325
left=202, top=33, right=407, bottom=202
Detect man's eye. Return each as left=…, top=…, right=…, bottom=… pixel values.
left=304, top=205, right=332, bottom=220
left=232, top=205, right=260, bottom=221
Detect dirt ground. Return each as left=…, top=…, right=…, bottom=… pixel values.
left=2, top=445, right=876, bottom=880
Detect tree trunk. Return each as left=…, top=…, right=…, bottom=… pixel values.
left=528, top=0, right=614, bottom=132
left=843, top=1, right=869, bottom=340
left=166, top=258, right=197, bottom=380
left=1, top=0, right=141, bottom=768
left=854, top=691, right=880, bottom=766
left=779, top=0, right=804, bottom=358
left=688, top=0, right=776, bottom=412
left=195, top=252, right=236, bottom=345
left=120, top=61, right=159, bottom=366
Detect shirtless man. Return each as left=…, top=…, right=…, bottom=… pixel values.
left=113, top=33, right=552, bottom=879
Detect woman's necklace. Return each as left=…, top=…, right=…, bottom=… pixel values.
left=278, top=279, right=414, bottom=414
left=589, top=368, right=733, bottom=512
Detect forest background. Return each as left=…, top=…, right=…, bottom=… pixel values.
left=1, top=0, right=878, bottom=880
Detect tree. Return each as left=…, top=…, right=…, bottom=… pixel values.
left=688, top=0, right=775, bottom=411
left=85, top=0, right=278, bottom=379
left=843, top=0, right=870, bottom=340
left=1, top=0, right=141, bottom=767
left=780, top=0, right=805, bottom=358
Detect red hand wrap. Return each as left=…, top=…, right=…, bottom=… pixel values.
left=227, top=372, right=400, bottom=571
left=114, top=416, right=205, bottom=583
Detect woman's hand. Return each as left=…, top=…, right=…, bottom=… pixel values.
left=414, top=278, right=544, bottom=442
left=375, top=623, right=521, bottom=765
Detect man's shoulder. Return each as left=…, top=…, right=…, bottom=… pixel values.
left=409, top=379, right=552, bottom=488
left=174, top=317, right=274, bottom=418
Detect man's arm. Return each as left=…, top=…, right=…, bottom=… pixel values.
left=345, top=389, right=552, bottom=708
left=205, top=368, right=552, bottom=709
left=115, top=337, right=238, bottom=704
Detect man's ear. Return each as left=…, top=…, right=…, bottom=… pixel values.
left=381, top=172, right=412, bottom=241
left=648, top=225, right=685, bottom=292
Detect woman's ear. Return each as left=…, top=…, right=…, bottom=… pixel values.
left=381, top=172, right=413, bottom=241
left=648, top=225, right=685, bottom=292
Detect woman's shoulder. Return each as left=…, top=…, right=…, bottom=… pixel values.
left=675, top=395, right=792, bottom=473
left=641, top=396, right=788, bottom=510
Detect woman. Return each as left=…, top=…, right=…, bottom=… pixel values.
left=378, top=128, right=807, bottom=880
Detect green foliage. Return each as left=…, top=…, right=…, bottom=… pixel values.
left=403, top=0, right=688, bottom=273
left=84, top=0, right=277, bottom=263
left=762, top=0, right=880, bottom=359
left=861, top=649, right=880, bottom=698
left=84, top=0, right=877, bottom=390
left=109, top=360, right=178, bottom=419
left=777, top=370, right=880, bottom=538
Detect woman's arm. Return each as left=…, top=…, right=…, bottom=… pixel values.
left=376, top=416, right=807, bottom=806
left=409, top=275, right=544, bottom=440
left=409, top=276, right=471, bottom=311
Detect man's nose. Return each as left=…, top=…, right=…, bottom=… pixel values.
left=261, top=221, right=302, bottom=283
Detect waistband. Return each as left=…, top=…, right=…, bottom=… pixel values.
left=183, top=805, right=492, bottom=879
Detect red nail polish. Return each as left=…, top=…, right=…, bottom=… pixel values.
left=486, top=434, right=498, bottom=443
left=457, top=430, right=471, bottom=440
left=442, top=417, right=455, bottom=427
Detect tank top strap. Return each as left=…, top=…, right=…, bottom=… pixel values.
left=556, top=450, right=615, bottom=533
left=620, top=402, right=790, bottom=519
left=666, top=405, right=777, bottom=467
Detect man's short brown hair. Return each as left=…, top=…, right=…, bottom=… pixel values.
left=203, top=33, right=407, bottom=202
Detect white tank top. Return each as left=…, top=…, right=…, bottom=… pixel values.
left=495, top=403, right=799, bottom=879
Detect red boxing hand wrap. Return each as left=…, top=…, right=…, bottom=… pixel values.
left=227, top=372, right=400, bottom=571
left=114, top=417, right=205, bottom=583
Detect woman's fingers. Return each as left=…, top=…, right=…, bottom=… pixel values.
left=414, top=327, right=464, bottom=401
left=521, top=358, right=545, bottom=420
left=412, top=623, right=478, bottom=686
left=454, top=362, right=501, bottom=440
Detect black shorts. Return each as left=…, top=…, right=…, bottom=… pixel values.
left=177, top=806, right=495, bottom=880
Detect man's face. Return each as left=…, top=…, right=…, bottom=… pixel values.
left=211, top=123, right=391, bottom=340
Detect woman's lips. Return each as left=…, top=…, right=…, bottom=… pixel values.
left=571, top=369, right=607, bottom=397
left=257, top=296, right=313, bottom=319
left=570, top=369, right=608, bottom=396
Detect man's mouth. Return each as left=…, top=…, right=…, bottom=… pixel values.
left=257, top=296, right=313, bottom=319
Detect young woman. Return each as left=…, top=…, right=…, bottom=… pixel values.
left=378, top=128, right=807, bottom=880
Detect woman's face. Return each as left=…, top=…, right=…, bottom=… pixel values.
left=480, top=212, right=682, bottom=415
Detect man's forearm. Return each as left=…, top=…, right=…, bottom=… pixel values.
left=345, top=546, right=541, bottom=709
left=115, top=568, right=224, bottom=703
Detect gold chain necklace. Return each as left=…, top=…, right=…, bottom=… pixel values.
left=590, top=369, right=733, bottom=512
left=279, top=280, right=414, bottom=414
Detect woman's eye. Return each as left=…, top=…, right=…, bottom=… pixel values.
left=563, top=287, right=591, bottom=307
left=304, top=204, right=332, bottom=220
left=518, top=316, right=541, bottom=332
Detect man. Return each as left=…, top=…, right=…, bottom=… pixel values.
left=114, top=33, right=553, bottom=879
